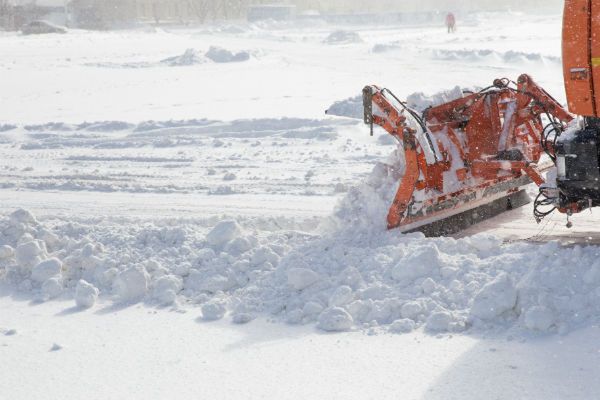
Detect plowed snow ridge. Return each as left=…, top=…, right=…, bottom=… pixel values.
left=1, top=155, right=599, bottom=335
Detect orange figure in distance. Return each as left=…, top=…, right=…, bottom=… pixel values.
left=445, top=12, right=456, bottom=33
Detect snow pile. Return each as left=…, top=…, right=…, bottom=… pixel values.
left=160, top=49, right=205, bottom=66
left=0, top=209, right=290, bottom=316
left=406, top=86, right=465, bottom=112
left=323, top=30, right=363, bottom=45
left=205, top=47, right=250, bottom=63
left=332, top=150, right=404, bottom=231
left=90, top=47, right=250, bottom=69
left=326, top=95, right=363, bottom=119
left=228, top=157, right=600, bottom=335
left=3, top=202, right=600, bottom=336
left=326, top=86, right=470, bottom=120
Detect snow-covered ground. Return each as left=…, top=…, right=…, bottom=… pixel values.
left=3, top=296, right=600, bottom=400
left=3, top=9, right=600, bottom=399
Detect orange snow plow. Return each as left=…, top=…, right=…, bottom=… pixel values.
left=362, top=0, right=600, bottom=235
left=362, top=75, right=574, bottom=235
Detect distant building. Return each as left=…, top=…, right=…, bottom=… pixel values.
left=290, top=0, right=562, bottom=13
left=1, top=0, right=67, bottom=30
left=67, top=0, right=136, bottom=29
left=66, top=0, right=251, bottom=29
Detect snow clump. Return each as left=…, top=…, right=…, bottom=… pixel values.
left=317, top=307, right=354, bottom=332
left=113, top=266, right=149, bottom=302
left=75, top=279, right=99, bottom=308
left=288, top=267, right=320, bottom=290
left=31, top=258, right=62, bottom=283
left=206, top=220, right=242, bottom=247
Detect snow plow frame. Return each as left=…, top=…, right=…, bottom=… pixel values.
left=363, top=74, right=574, bottom=234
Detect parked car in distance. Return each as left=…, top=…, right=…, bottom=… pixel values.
left=21, top=20, right=67, bottom=35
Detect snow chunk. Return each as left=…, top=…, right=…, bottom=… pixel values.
left=31, top=258, right=62, bottom=283
left=317, top=307, right=354, bottom=332
left=75, top=279, right=99, bottom=308
left=15, top=240, right=46, bottom=271
left=251, top=246, right=280, bottom=267
left=201, top=301, right=226, bottom=321
left=401, top=301, right=423, bottom=320
left=9, top=209, right=37, bottom=225
left=389, top=319, right=416, bottom=334
left=41, top=277, right=63, bottom=300
left=113, top=266, right=149, bottom=302
left=391, top=245, right=442, bottom=282
left=287, top=268, right=319, bottom=290
left=224, top=237, right=254, bottom=256
left=303, top=301, right=325, bottom=316
left=470, top=273, right=517, bottom=320
left=50, top=343, right=63, bottom=352
left=152, top=275, right=182, bottom=305
left=426, top=311, right=453, bottom=332
left=326, top=95, right=362, bottom=119
left=328, top=285, right=354, bottom=307
left=524, top=306, right=555, bottom=331
left=407, top=86, right=464, bottom=113
left=0, top=245, right=14, bottom=260
left=206, top=220, right=242, bottom=247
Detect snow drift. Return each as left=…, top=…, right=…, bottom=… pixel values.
left=88, top=47, right=251, bottom=69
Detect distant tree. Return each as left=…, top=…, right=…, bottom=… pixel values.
left=218, top=0, right=249, bottom=19
left=187, top=0, right=214, bottom=23
left=186, top=0, right=249, bottom=22
left=0, top=0, right=10, bottom=15
left=0, top=0, right=14, bottom=30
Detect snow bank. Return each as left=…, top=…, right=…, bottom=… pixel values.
left=371, top=43, right=559, bottom=65
left=89, top=47, right=250, bottom=69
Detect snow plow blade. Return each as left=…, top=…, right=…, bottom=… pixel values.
left=363, top=75, right=573, bottom=236
left=401, top=188, right=531, bottom=237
